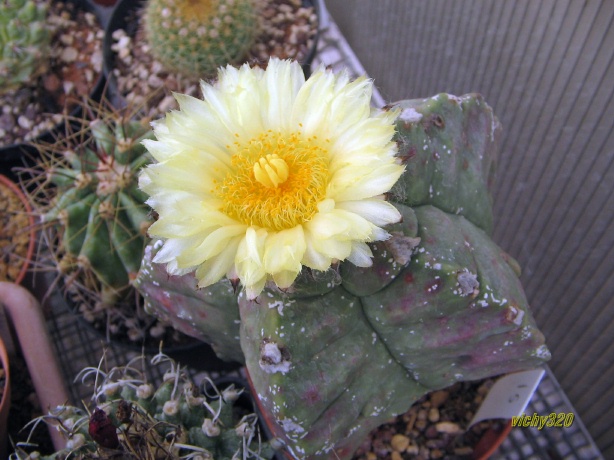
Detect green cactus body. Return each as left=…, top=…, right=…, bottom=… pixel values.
left=0, top=0, right=50, bottom=95
left=390, top=94, right=499, bottom=234
left=135, top=94, right=551, bottom=459
left=135, top=239, right=244, bottom=362
left=143, top=0, right=257, bottom=78
left=39, top=116, right=154, bottom=301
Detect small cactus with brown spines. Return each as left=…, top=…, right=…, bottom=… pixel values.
left=23, top=100, right=154, bottom=306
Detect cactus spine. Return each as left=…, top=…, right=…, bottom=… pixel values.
left=143, top=0, right=257, bottom=78
left=0, top=0, right=51, bottom=95
left=135, top=93, right=551, bottom=459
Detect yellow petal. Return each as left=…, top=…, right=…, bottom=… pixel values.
left=263, top=226, right=306, bottom=274
left=195, top=238, right=241, bottom=288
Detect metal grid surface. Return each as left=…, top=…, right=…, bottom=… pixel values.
left=39, top=2, right=603, bottom=458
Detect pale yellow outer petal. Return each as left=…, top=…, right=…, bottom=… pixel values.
left=235, top=228, right=268, bottom=299
left=195, top=237, right=242, bottom=288
left=262, top=59, right=305, bottom=130
left=329, top=163, right=405, bottom=202
left=263, top=226, right=306, bottom=281
left=177, top=225, right=247, bottom=267
left=347, top=241, right=374, bottom=267
left=336, top=199, right=401, bottom=228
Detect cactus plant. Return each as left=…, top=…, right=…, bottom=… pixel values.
left=0, top=0, right=51, bottom=96
left=12, top=352, right=275, bottom=459
left=26, top=100, right=153, bottom=302
left=143, top=0, right=258, bottom=79
left=18, top=99, right=164, bottom=343
left=135, top=91, right=550, bottom=459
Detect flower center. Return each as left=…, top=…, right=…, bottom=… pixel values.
left=217, top=131, right=329, bottom=231
left=253, top=154, right=289, bottom=188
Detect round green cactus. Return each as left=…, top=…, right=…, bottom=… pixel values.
left=143, top=0, right=257, bottom=78
left=0, top=0, right=51, bottom=95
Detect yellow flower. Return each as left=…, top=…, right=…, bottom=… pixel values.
left=140, top=59, right=404, bottom=299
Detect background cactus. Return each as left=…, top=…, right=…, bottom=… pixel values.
left=143, top=0, right=257, bottom=79
left=0, top=0, right=51, bottom=96
left=31, top=105, right=153, bottom=303
left=12, top=353, right=274, bottom=459
left=135, top=93, right=551, bottom=459
left=19, top=100, right=160, bottom=343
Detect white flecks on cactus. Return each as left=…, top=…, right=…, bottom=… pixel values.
left=384, top=234, right=421, bottom=265
left=279, top=417, right=305, bottom=434
left=260, top=340, right=291, bottom=374
left=456, top=270, right=480, bottom=297
left=398, top=107, right=423, bottom=123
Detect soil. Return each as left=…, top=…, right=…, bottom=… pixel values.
left=353, top=378, right=507, bottom=460
left=107, top=0, right=318, bottom=119
left=0, top=0, right=103, bottom=149
left=0, top=177, right=32, bottom=283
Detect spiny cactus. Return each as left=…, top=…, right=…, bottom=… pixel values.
left=23, top=100, right=154, bottom=310
left=0, top=0, right=51, bottom=96
left=135, top=93, right=551, bottom=459
left=143, top=0, right=257, bottom=78
left=12, top=352, right=274, bottom=459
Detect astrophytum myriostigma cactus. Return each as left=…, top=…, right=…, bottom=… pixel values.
left=135, top=93, right=550, bottom=459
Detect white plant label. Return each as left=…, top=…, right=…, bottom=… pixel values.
left=469, top=367, right=545, bottom=428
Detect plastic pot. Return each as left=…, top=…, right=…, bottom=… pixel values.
left=102, top=0, right=320, bottom=113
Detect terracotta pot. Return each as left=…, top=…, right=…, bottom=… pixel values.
left=0, top=334, right=10, bottom=459
left=473, top=420, right=513, bottom=459
left=0, top=174, right=36, bottom=285
left=0, top=282, right=70, bottom=451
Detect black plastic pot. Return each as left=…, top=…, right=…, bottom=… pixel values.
left=103, top=0, right=320, bottom=106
